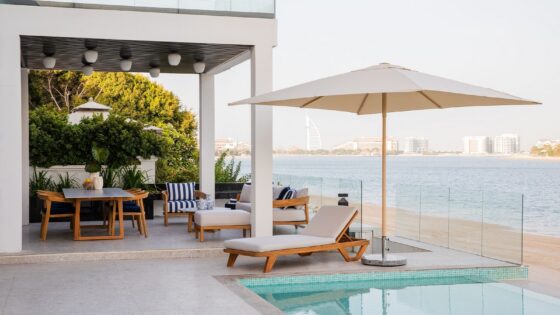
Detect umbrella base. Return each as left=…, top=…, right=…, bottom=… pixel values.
left=361, top=254, right=407, bottom=267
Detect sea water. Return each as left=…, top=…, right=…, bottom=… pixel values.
left=238, top=155, right=560, bottom=236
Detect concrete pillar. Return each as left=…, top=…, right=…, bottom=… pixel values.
left=0, top=33, right=23, bottom=252
left=21, top=69, right=29, bottom=226
left=199, top=73, right=215, bottom=196
left=250, top=45, right=274, bottom=237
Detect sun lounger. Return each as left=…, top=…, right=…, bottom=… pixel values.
left=223, top=205, right=369, bottom=272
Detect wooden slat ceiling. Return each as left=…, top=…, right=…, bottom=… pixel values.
left=20, top=35, right=251, bottom=74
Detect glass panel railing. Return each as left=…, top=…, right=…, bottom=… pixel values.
left=481, top=190, right=523, bottom=264
left=394, top=184, right=523, bottom=265
left=449, top=187, right=484, bottom=256
left=0, top=0, right=276, bottom=18
left=395, top=184, right=421, bottom=241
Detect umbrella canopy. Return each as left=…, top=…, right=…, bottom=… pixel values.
left=230, top=62, right=539, bottom=265
left=230, top=63, right=539, bottom=112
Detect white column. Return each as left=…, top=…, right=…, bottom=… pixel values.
left=250, top=45, right=274, bottom=237
left=0, top=32, right=23, bottom=252
left=199, top=73, right=215, bottom=196
left=21, top=69, right=30, bottom=226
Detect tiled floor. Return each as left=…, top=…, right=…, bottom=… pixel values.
left=0, top=248, right=517, bottom=315
left=0, top=208, right=535, bottom=314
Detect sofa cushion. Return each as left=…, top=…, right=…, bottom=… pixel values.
left=272, top=186, right=285, bottom=199
left=235, top=202, right=252, bottom=212
left=167, top=200, right=197, bottom=213
left=224, top=235, right=333, bottom=252
left=239, top=184, right=251, bottom=202
left=194, top=210, right=250, bottom=226
left=300, top=206, right=357, bottom=239
left=166, top=182, right=195, bottom=201
left=123, top=201, right=141, bottom=212
left=273, top=208, right=306, bottom=222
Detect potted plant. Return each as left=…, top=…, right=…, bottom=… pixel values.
left=85, top=145, right=109, bottom=190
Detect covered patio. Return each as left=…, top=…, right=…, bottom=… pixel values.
left=0, top=3, right=277, bottom=254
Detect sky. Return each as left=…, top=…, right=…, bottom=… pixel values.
left=154, top=0, right=560, bottom=151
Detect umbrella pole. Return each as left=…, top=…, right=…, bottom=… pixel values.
left=361, top=92, right=407, bottom=267
left=381, top=93, right=388, bottom=260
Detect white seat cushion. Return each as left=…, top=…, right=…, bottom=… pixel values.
left=224, top=235, right=334, bottom=252
left=300, top=206, right=357, bottom=239
left=273, top=208, right=306, bottom=222
left=194, top=210, right=250, bottom=226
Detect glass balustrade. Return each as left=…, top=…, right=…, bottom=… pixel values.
left=0, top=0, right=276, bottom=18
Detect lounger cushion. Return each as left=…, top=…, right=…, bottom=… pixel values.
left=224, top=235, right=333, bottom=252
left=273, top=208, right=306, bottom=222
left=195, top=210, right=250, bottom=226
left=300, top=206, right=357, bottom=239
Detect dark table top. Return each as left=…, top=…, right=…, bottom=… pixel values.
left=62, top=188, right=133, bottom=199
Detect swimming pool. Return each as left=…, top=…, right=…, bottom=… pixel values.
left=241, top=268, right=560, bottom=315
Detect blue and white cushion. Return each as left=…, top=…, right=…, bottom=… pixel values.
left=279, top=188, right=297, bottom=209
left=168, top=200, right=198, bottom=213
left=166, top=182, right=195, bottom=201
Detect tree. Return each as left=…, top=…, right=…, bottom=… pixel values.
left=29, top=70, right=198, bottom=182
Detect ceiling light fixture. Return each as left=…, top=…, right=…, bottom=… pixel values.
left=82, top=65, right=94, bottom=76
left=193, top=61, right=206, bottom=74
left=84, top=49, right=98, bottom=63
left=42, top=55, right=56, bottom=69
left=168, top=52, right=181, bottom=66
left=149, top=67, right=160, bottom=78
left=120, top=58, right=132, bottom=71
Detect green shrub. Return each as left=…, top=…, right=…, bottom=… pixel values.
left=54, top=173, right=78, bottom=192
left=215, top=151, right=250, bottom=183
left=29, top=107, right=164, bottom=168
left=30, top=168, right=55, bottom=194
left=119, top=166, right=148, bottom=189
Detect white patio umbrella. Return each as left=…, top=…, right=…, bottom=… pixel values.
left=230, top=63, right=539, bottom=266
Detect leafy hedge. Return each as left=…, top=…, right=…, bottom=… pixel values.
left=30, top=106, right=164, bottom=168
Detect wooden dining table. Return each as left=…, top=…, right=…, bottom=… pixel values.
left=63, top=188, right=133, bottom=241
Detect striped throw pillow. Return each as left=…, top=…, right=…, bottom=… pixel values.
left=166, top=182, right=196, bottom=201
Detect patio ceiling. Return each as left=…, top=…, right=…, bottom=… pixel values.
left=20, top=35, right=251, bottom=74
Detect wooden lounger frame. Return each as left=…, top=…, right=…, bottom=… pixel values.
left=224, top=211, right=369, bottom=273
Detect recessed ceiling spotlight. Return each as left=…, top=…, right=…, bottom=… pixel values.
left=120, top=58, right=132, bottom=72
left=82, top=65, right=94, bottom=76
left=149, top=67, right=160, bottom=78
left=168, top=53, right=181, bottom=66
left=193, top=61, right=206, bottom=74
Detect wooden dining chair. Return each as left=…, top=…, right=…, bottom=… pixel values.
left=109, top=190, right=149, bottom=237
left=36, top=190, right=75, bottom=240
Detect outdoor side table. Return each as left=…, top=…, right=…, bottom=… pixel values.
left=63, top=188, right=133, bottom=241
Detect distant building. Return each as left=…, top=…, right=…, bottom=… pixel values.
left=68, top=98, right=111, bottom=124
left=404, top=137, right=429, bottom=154
left=305, top=115, right=322, bottom=151
left=333, top=137, right=399, bottom=153
left=535, top=139, right=560, bottom=147
left=215, top=138, right=238, bottom=152
left=463, top=136, right=492, bottom=154
left=493, top=134, right=520, bottom=154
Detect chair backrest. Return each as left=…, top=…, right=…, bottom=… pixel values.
left=300, top=206, right=357, bottom=240
left=165, top=182, right=195, bottom=201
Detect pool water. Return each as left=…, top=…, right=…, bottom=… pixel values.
left=241, top=269, right=560, bottom=315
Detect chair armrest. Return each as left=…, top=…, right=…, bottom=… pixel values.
left=162, top=191, right=169, bottom=203
left=236, top=193, right=241, bottom=201
left=273, top=196, right=310, bottom=208
left=195, top=190, right=206, bottom=199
